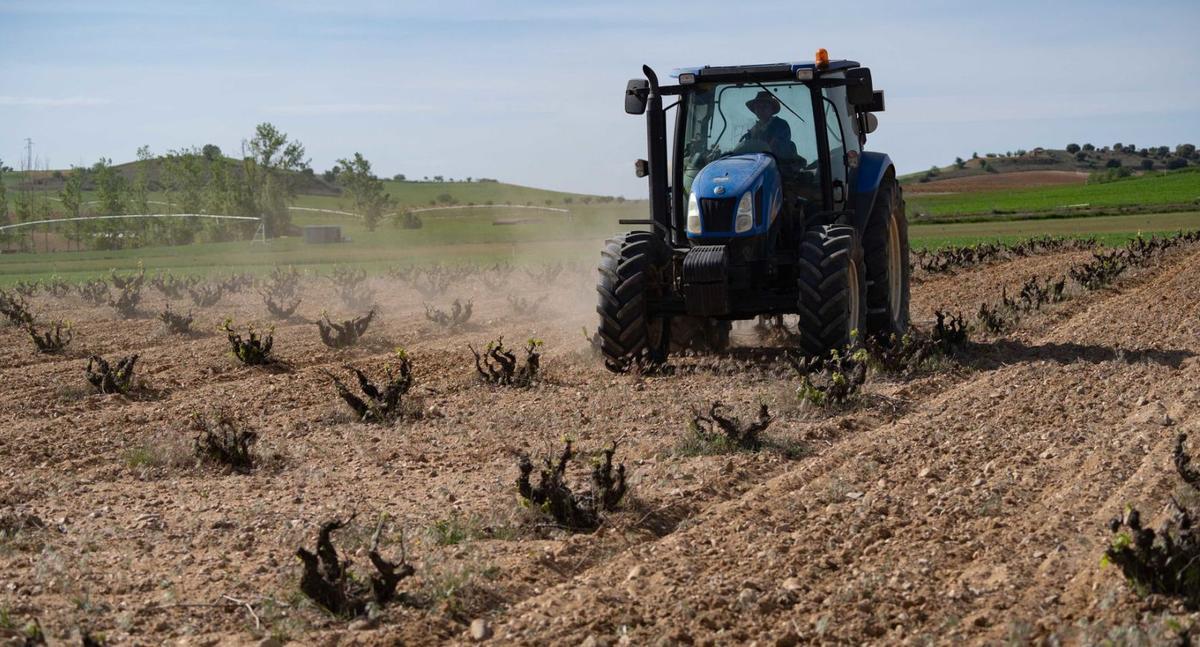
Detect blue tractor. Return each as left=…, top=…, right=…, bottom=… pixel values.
left=597, top=51, right=909, bottom=370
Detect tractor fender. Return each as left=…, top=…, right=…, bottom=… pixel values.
left=851, top=152, right=894, bottom=234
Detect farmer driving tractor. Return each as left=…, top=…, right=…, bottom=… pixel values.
left=737, top=90, right=798, bottom=160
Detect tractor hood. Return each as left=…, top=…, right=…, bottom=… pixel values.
left=686, top=153, right=780, bottom=240
left=692, top=154, right=774, bottom=200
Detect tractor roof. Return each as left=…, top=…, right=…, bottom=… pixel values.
left=672, top=60, right=859, bottom=83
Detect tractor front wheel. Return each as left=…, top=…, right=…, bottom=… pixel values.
left=796, top=224, right=867, bottom=356
left=596, top=231, right=670, bottom=371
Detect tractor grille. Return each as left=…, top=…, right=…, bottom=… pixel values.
left=699, top=198, right=736, bottom=233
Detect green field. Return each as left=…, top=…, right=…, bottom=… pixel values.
left=906, top=168, right=1200, bottom=217
left=1, top=206, right=1196, bottom=285
left=908, top=210, right=1200, bottom=248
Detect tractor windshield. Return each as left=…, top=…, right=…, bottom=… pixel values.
left=681, top=82, right=819, bottom=195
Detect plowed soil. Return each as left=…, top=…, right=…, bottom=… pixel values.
left=904, top=171, right=1088, bottom=194
left=2, top=242, right=1199, bottom=645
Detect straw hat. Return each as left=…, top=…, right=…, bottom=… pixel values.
left=745, top=90, right=781, bottom=115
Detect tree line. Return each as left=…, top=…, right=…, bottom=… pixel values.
left=0, top=123, right=398, bottom=251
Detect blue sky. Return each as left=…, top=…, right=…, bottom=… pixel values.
left=2, top=0, right=1198, bottom=196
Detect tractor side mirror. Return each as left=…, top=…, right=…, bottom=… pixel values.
left=625, top=79, right=649, bottom=115
left=846, top=68, right=874, bottom=106
left=862, top=113, right=879, bottom=134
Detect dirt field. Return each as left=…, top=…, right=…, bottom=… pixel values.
left=904, top=170, right=1089, bottom=194
left=2, top=239, right=1199, bottom=645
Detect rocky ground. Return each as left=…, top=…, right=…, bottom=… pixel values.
left=1, top=238, right=1199, bottom=645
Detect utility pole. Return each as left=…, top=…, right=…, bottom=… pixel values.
left=24, top=138, right=33, bottom=174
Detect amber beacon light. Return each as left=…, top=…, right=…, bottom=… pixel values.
left=814, top=48, right=830, bottom=69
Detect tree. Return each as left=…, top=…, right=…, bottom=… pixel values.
left=1105, top=158, right=1122, bottom=168
left=1166, top=158, right=1189, bottom=170
left=954, top=157, right=966, bottom=169
left=1139, top=159, right=1154, bottom=171
left=335, top=152, right=391, bottom=232
left=1082, top=143, right=1095, bottom=152
left=1075, top=151, right=1088, bottom=162
left=1178, top=144, right=1197, bottom=159
left=92, top=157, right=128, bottom=217
left=59, top=166, right=83, bottom=218
left=1113, top=142, right=1123, bottom=151
left=433, top=175, right=444, bottom=182
left=162, top=149, right=207, bottom=214
left=202, top=144, right=222, bottom=162
left=393, top=173, right=406, bottom=181
left=130, top=145, right=153, bottom=215
left=1066, top=143, right=1080, bottom=154
left=244, top=122, right=308, bottom=236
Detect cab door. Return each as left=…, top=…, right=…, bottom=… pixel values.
left=821, top=85, right=853, bottom=211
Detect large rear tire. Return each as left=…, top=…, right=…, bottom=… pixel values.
left=796, top=224, right=867, bottom=356
left=863, top=180, right=911, bottom=338
left=596, top=232, right=670, bottom=371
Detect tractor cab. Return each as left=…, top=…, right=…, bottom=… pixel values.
left=597, top=51, right=907, bottom=371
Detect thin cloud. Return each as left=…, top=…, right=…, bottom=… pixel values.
left=263, top=103, right=434, bottom=115
left=0, top=96, right=112, bottom=107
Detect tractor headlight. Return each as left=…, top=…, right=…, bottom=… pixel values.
left=734, top=192, right=754, bottom=233
left=686, top=192, right=701, bottom=234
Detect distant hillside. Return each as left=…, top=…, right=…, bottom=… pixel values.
left=906, top=167, right=1200, bottom=220
left=1, top=156, right=621, bottom=210
left=902, top=143, right=1197, bottom=190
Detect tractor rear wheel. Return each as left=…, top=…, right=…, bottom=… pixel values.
left=796, top=224, right=867, bottom=356
left=596, top=231, right=670, bottom=371
left=863, top=180, right=910, bottom=338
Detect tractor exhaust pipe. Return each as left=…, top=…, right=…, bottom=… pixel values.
left=642, top=65, right=671, bottom=242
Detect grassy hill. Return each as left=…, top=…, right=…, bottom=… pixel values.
left=0, top=156, right=619, bottom=210
left=907, top=168, right=1200, bottom=219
